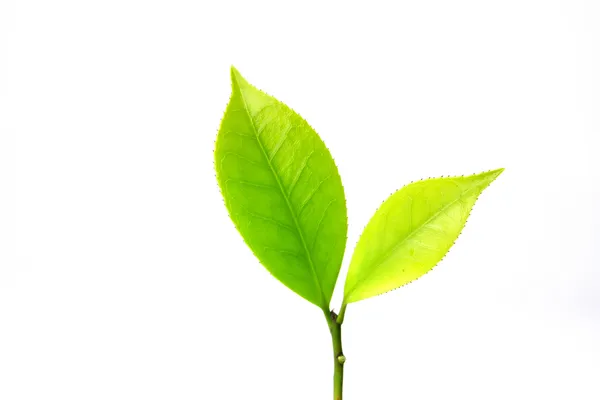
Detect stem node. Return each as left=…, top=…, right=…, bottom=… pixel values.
left=326, top=308, right=344, bottom=399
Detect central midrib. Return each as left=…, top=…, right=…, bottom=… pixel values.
left=234, top=81, right=328, bottom=310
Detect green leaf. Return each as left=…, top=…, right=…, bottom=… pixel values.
left=342, top=169, right=503, bottom=304
left=214, top=67, right=348, bottom=309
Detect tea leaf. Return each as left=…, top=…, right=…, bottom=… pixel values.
left=343, top=169, right=503, bottom=304
left=215, top=67, right=348, bottom=309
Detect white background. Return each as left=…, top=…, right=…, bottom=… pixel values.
left=2, top=0, right=599, bottom=399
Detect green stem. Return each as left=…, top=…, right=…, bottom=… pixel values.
left=325, top=309, right=345, bottom=400
left=336, top=303, right=347, bottom=324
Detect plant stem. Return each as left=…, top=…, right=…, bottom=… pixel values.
left=336, top=303, right=347, bottom=324
left=326, top=309, right=345, bottom=400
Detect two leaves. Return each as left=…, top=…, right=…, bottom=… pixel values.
left=215, top=67, right=503, bottom=311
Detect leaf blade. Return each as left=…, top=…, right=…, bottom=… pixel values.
left=215, top=67, right=348, bottom=309
left=343, top=169, right=503, bottom=304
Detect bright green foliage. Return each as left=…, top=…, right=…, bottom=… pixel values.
left=213, top=67, right=504, bottom=400
left=343, top=169, right=504, bottom=304
left=214, top=67, right=348, bottom=309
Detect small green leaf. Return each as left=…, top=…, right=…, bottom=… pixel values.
left=343, top=169, right=503, bottom=304
left=214, top=67, right=348, bottom=309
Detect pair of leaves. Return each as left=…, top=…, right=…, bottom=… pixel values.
left=214, top=67, right=503, bottom=313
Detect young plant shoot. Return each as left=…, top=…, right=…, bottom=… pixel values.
left=214, top=66, right=503, bottom=400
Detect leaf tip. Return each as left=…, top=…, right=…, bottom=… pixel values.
left=487, top=168, right=505, bottom=181
left=230, top=65, right=247, bottom=89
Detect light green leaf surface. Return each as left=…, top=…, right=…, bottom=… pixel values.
left=214, top=67, right=348, bottom=309
left=343, top=169, right=503, bottom=304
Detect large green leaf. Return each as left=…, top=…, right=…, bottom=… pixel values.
left=342, top=169, right=503, bottom=304
left=214, top=67, right=348, bottom=309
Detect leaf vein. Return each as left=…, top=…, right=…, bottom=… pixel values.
left=297, top=175, right=332, bottom=217
left=234, top=207, right=297, bottom=234
left=268, top=124, right=294, bottom=161
left=225, top=178, right=278, bottom=191
left=287, top=150, right=314, bottom=197
left=220, top=152, right=267, bottom=169
left=311, top=199, right=337, bottom=252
